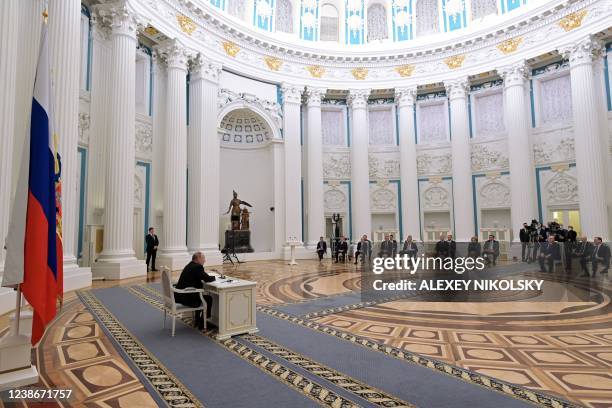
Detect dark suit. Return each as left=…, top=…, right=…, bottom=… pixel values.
left=378, top=240, right=393, bottom=257
left=390, top=240, right=398, bottom=257
left=399, top=241, right=418, bottom=257
left=572, top=241, right=592, bottom=276
left=175, top=261, right=216, bottom=319
left=447, top=240, right=456, bottom=259
left=435, top=240, right=449, bottom=258
left=591, top=244, right=611, bottom=275
left=483, top=240, right=500, bottom=265
left=519, top=228, right=530, bottom=261
left=538, top=242, right=561, bottom=272
left=335, top=241, right=348, bottom=262
left=316, top=240, right=327, bottom=260
left=145, top=233, right=159, bottom=271
left=467, top=242, right=481, bottom=258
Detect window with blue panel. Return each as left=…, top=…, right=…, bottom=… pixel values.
left=345, top=0, right=365, bottom=45
left=254, top=0, right=276, bottom=31
left=392, top=0, right=413, bottom=41
left=500, top=0, right=526, bottom=13
left=301, top=0, right=319, bottom=40
left=210, top=0, right=226, bottom=9
left=442, top=0, right=467, bottom=32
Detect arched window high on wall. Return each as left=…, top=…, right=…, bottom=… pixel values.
left=275, top=0, right=294, bottom=32
left=367, top=3, right=388, bottom=41
left=320, top=4, right=340, bottom=41
left=470, top=0, right=497, bottom=19
left=415, top=0, right=439, bottom=36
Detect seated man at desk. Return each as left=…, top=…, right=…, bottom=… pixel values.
left=175, top=252, right=216, bottom=330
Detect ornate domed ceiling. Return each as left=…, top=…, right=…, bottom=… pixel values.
left=219, top=108, right=273, bottom=146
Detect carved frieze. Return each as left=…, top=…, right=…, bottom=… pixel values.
left=479, top=180, right=511, bottom=208
left=323, top=152, right=351, bottom=179
left=78, top=112, right=90, bottom=146
left=371, top=187, right=396, bottom=211
left=471, top=142, right=509, bottom=172
left=532, top=134, right=575, bottom=165
left=135, top=119, right=153, bottom=156
left=417, top=151, right=452, bottom=175
left=546, top=170, right=578, bottom=205
left=368, top=153, right=400, bottom=179
left=324, top=188, right=346, bottom=212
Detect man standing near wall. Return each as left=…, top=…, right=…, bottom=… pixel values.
left=146, top=227, right=159, bottom=272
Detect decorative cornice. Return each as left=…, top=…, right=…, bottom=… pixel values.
left=190, top=53, right=222, bottom=83
left=176, top=13, right=197, bottom=35
left=497, top=61, right=528, bottom=88
left=264, top=56, right=283, bottom=71
left=306, top=65, right=325, bottom=78
left=305, top=87, right=327, bottom=106
left=444, top=55, right=466, bottom=70
left=347, top=89, right=371, bottom=110
left=444, top=78, right=469, bottom=100
left=281, top=83, right=304, bottom=105
left=395, top=65, right=415, bottom=77
left=394, top=87, right=417, bottom=107
left=222, top=41, right=240, bottom=57
left=351, top=68, right=368, bottom=80
left=559, top=35, right=602, bottom=67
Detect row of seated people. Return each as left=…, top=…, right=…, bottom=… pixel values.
left=529, top=235, right=610, bottom=276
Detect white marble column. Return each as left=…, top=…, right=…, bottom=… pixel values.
left=281, top=84, right=305, bottom=255
left=157, top=40, right=191, bottom=270
left=91, top=3, right=146, bottom=279
left=187, top=54, right=223, bottom=265
left=348, top=89, right=372, bottom=240
left=0, top=0, right=19, bottom=276
left=560, top=37, right=610, bottom=240
left=498, top=62, right=538, bottom=242
left=304, top=87, right=327, bottom=245
left=49, top=0, right=92, bottom=289
left=151, top=53, right=166, bottom=239
left=445, top=78, right=475, bottom=242
left=395, top=87, right=420, bottom=241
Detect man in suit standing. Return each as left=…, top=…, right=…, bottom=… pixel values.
left=316, top=236, right=327, bottom=262
left=538, top=235, right=560, bottom=273
left=564, top=226, right=578, bottom=271
left=483, top=234, right=500, bottom=265
left=591, top=237, right=610, bottom=276
left=145, top=227, right=159, bottom=272
left=335, top=236, right=348, bottom=263
left=519, top=223, right=530, bottom=262
left=573, top=236, right=592, bottom=277
left=175, top=252, right=216, bottom=330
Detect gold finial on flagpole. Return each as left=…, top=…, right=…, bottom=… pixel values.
left=43, top=9, right=49, bottom=24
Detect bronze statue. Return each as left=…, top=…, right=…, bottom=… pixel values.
left=225, top=190, right=252, bottom=230
left=240, top=208, right=250, bottom=230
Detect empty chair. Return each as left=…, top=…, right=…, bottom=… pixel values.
left=160, top=267, right=208, bottom=336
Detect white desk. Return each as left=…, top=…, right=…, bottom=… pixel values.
left=204, top=274, right=258, bottom=340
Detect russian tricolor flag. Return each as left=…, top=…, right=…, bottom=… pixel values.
left=2, top=20, right=63, bottom=345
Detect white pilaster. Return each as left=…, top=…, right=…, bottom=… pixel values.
left=151, top=53, right=166, bottom=239
left=560, top=37, right=610, bottom=240
left=0, top=0, right=19, bottom=276
left=498, top=62, right=538, bottom=242
left=280, top=83, right=308, bottom=257
left=49, top=0, right=92, bottom=289
left=157, top=39, right=191, bottom=270
left=91, top=3, right=146, bottom=280
left=187, top=54, right=223, bottom=265
left=395, top=87, right=420, bottom=241
left=445, top=78, right=475, bottom=242
left=304, top=86, right=327, bottom=245
left=348, top=89, right=372, bottom=240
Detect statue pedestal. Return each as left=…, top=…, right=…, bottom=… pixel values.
left=223, top=230, right=254, bottom=253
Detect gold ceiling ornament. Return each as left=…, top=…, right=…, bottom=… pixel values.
left=351, top=67, right=368, bottom=80
left=144, top=26, right=160, bottom=36
left=497, top=37, right=523, bottom=54
left=305, top=65, right=325, bottom=78
left=176, top=14, right=197, bottom=35
left=444, top=54, right=466, bottom=69
left=264, top=56, right=283, bottom=71
left=558, top=10, right=587, bottom=31
left=395, top=64, right=415, bottom=77
left=222, top=41, right=240, bottom=57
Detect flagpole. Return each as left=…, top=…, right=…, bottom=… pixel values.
left=12, top=284, right=21, bottom=336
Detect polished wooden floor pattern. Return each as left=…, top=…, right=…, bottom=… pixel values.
left=1, top=259, right=611, bottom=407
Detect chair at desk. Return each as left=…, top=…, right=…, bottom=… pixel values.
left=160, top=267, right=208, bottom=336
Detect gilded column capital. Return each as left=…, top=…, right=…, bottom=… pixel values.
left=190, top=53, right=222, bottom=84
left=304, top=87, right=327, bottom=107
left=347, top=89, right=371, bottom=110
left=444, top=77, right=469, bottom=101
left=281, top=83, right=304, bottom=105
left=559, top=36, right=603, bottom=68
left=394, top=87, right=417, bottom=107
left=497, top=61, right=529, bottom=88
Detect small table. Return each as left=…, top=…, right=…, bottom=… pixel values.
left=203, top=274, right=258, bottom=340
